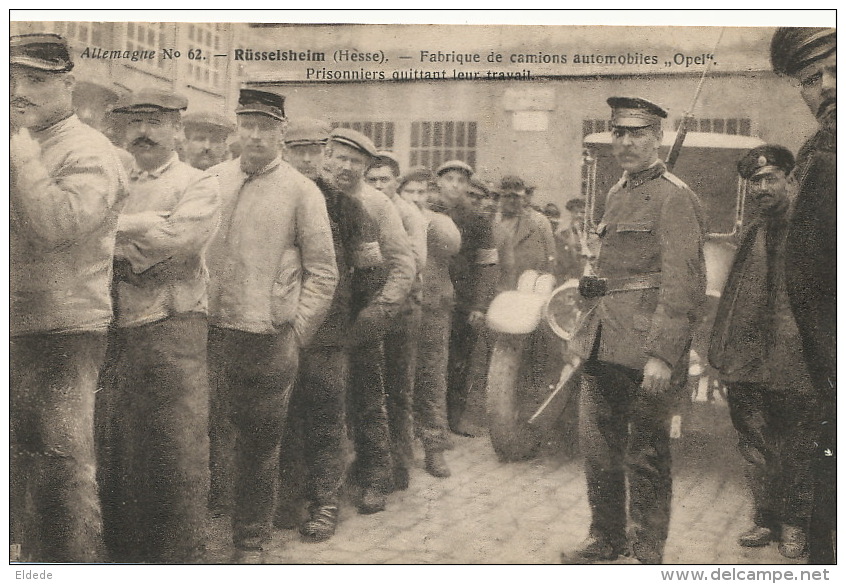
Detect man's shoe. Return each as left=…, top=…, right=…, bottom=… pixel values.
left=300, top=505, right=338, bottom=542
left=424, top=451, right=451, bottom=478
left=738, top=525, right=775, bottom=547
left=357, top=488, right=386, bottom=514
left=778, top=525, right=808, bottom=559
left=560, top=537, right=621, bottom=564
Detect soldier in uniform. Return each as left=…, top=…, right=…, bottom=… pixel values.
left=770, top=26, right=836, bottom=565
left=101, top=88, right=221, bottom=562
left=561, top=97, right=706, bottom=564
left=437, top=160, right=500, bottom=436
left=324, top=129, right=416, bottom=514
left=710, top=145, right=818, bottom=559
left=10, top=33, right=129, bottom=562
left=182, top=111, right=235, bottom=171
left=206, top=88, right=338, bottom=558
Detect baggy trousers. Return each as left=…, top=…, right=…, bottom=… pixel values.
left=99, top=314, right=210, bottom=562
left=383, top=303, right=420, bottom=473
left=726, top=381, right=820, bottom=531
left=414, top=306, right=452, bottom=452
left=10, top=331, right=106, bottom=563
left=579, top=359, right=673, bottom=564
left=208, top=325, right=298, bottom=549
left=277, top=346, right=348, bottom=517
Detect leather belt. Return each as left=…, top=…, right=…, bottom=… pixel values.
left=579, top=272, right=661, bottom=298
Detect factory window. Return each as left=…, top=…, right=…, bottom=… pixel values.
left=675, top=117, right=753, bottom=136
left=409, top=121, right=477, bottom=171
left=123, top=22, right=173, bottom=76
left=331, top=121, right=396, bottom=151
left=185, top=23, right=227, bottom=90
left=582, top=118, right=611, bottom=137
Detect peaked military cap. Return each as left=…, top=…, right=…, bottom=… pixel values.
left=284, top=117, right=331, bottom=146
left=737, top=144, right=796, bottom=180
left=183, top=111, right=235, bottom=135
left=113, top=88, right=189, bottom=113
left=330, top=127, right=378, bottom=157
left=235, top=88, right=286, bottom=121
left=607, top=96, right=668, bottom=128
left=770, top=27, right=836, bottom=76
left=374, top=150, right=402, bottom=174
left=10, top=33, right=73, bottom=72
left=436, top=159, right=474, bottom=177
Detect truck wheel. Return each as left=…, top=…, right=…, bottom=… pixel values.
left=486, top=334, right=542, bottom=462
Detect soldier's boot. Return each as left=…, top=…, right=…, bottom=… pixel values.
left=300, top=505, right=338, bottom=542
left=424, top=450, right=451, bottom=478
left=778, top=525, right=808, bottom=558
left=560, top=536, right=624, bottom=564
left=738, top=525, right=776, bottom=547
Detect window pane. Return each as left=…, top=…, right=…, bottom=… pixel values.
left=713, top=119, right=725, bottom=134
left=445, top=121, right=454, bottom=146
left=726, top=119, right=738, bottom=135
left=455, top=122, right=465, bottom=147
left=433, top=122, right=443, bottom=147
left=739, top=118, right=751, bottom=136
left=385, top=123, right=394, bottom=149
left=410, top=122, right=419, bottom=148
left=410, top=151, right=418, bottom=167
left=583, top=120, right=593, bottom=137
left=467, top=151, right=476, bottom=170
left=421, top=150, right=430, bottom=168
left=422, top=122, right=431, bottom=147
left=467, top=122, right=477, bottom=147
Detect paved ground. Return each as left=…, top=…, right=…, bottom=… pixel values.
left=203, top=396, right=809, bottom=565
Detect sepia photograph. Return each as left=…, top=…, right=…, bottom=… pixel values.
left=6, top=9, right=837, bottom=575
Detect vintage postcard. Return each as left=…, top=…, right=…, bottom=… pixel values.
left=6, top=9, right=837, bottom=580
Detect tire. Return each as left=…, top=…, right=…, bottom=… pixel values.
left=486, top=334, right=542, bottom=462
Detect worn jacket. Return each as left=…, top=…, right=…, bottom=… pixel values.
left=114, top=154, right=221, bottom=328
left=421, top=210, right=462, bottom=311
left=449, top=206, right=500, bottom=313
left=785, top=128, right=836, bottom=400
left=570, top=161, right=706, bottom=373
left=496, top=207, right=557, bottom=291
left=10, top=115, right=129, bottom=336
left=207, top=157, right=338, bottom=345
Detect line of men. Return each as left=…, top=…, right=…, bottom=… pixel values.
left=9, top=31, right=566, bottom=564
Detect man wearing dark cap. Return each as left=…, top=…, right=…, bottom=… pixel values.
left=366, top=152, right=435, bottom=484
left=9, top=33, right=129, bottom=563
left=206, top=88, right=338, bottom=558
left=555, top=198, right=589, bottom=282
left=275, top=118, right=383, bottom=540
left=95, top=88, right=221, bottom=563
left=435, top=160, right=500, bottom=436
left=710, top=145, right=819, bottom=559
left=562, top=97, right=705, bottom=564
left=182, top=111, right=235, bottom=171
left=770, top=26, right=836, bottom=565
left=325, top=128, right=416, bottom=513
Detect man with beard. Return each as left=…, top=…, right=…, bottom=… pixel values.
left=100, top=88, right=221, bottom=563
left=10, top=33, right=129, bottom=562
left=710, top=145, right=818, bottom=559
left=436, top=160, right=500, bottom=437
left=561, top=97, right=705, bottom=564
left=770, top=26, right=836, bottom=565
left=325, top=128, right=415, bottom=514
left=365, top=152, right=431, bottom=487
left=206, top=89, right=338, bottom=559
left=274, top=118, right=382, bottom=540
left=182, top=111, right=235, bottom=170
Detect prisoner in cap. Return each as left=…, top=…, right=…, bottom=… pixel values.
left=737, top=144, right=796, bottom=216
left=326, top=127, right=377, bottom=193
left=283, top=117, right=331, bottom=181
left=182, top=111, right=235, bottom=170
left=235, top=87, right=287, bottom=174
left=10, top=33, right=76, bottom=131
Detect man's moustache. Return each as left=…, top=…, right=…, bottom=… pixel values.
left=131, top=137, right=159, bottom=147
left=10, top=98, right=36, bottom=108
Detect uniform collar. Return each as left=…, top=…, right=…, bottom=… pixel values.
left=130, top=153, right=178, bottom=182
left=624, top=159, right=665, bottom=188
left=30, top=112, right=78, bottom=141
left=240, top=155, right=282, bottom=178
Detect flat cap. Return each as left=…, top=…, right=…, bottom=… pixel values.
left=499, top=174, right=532, bottom=194
left=10, top=33, right=73, bottom=72
left=607, top=96, right=668, bottom=128
left=284, top=117, right=331, bottom=146
left=235, top=88, right=286, bottom=121
left=374, top=150, right=402, bottom=172
left=329, top=127, right=378, bottom=157
left=183, top=111, right=235, bottom=135
left=113, top=88, right=189, bottom=113
left=398, top=166, right=436, bottom=191
left=737, top=144, right=795, bottom=180
left=436, top=159, right=474, bottom=177
left=543, top=202, right=561, bottom=218
left=771, top=27, right=836, bottom=76
left=468, top=176, right=491, bottom=197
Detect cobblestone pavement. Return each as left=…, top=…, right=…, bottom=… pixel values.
left=204, top=400, right=808, bottom=565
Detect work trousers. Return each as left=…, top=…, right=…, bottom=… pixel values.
left=208, top=325, right=298, bottom=550
left=11, top=331, right=106, bottom=563
left=383, top=303, right=420, bottom=472
left=277, top=346, right=348, bottom=516
left=347, top=340, right=394, bottom=492
left=99, top=314, right=210, bottom=563
left=726, top=381, right=820, bottom=531
left=414, top=307, right=452, bottom=452
left=446, top=308, right=481, bottom=430
left=579, top=359, right=673, bottom=565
